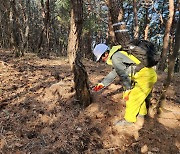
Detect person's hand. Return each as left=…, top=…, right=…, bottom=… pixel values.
left=123, top=90, right=131, bottom=101
left=92, top=83, right=104, bottom=92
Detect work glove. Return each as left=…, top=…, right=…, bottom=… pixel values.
left=93, top=83, right=104, bottom=92
left=123, top=90, right=131, bottom=101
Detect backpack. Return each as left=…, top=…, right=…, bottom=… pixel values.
left=125, top=39, right=158, bottom=67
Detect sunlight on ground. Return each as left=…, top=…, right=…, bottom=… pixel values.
left=0, top=51, right=180, bottom=153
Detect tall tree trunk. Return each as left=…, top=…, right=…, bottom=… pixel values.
left=67, top=0, right=91, bottom=107
left=45, top=0, right=50, bottom=53
left=18, top=0, right=30, bottom=55
left=144, top=8, right=150, bottom=40
left=156, top=12, right=180, bottom=114
left=82, top=0, right=93, bottom=59
left=83, top=31, right=93, bottom=59
left=105, top=0, right=130, bottom=46
left=38, top=0, right=50, bottom=57
left=158, top=0, right=174, bottom=71
left=9, top=0, right=30, bottom=57
left=0, top=1, right=11, bottom=48
left=10, top=0, right=22, bottom=57
left=107, top=6, right=116, bottom=45
left=67, top=1, right=82, bottom=68
left=133, top=0, right=139, bottom=39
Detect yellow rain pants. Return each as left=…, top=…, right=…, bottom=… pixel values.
left=124, top=67, right=157, bottom=122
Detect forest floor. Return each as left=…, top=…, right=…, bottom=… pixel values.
left=0, top=49, right=180, bottom=154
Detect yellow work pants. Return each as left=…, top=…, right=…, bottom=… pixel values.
left=124, top=67, right=157, bottom=122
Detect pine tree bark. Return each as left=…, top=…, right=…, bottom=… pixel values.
left=67, top=0, right=91, bottom=107
left=144, top=8, right=150, bottom=40
left=18, top=0, right=30, bottom=55
left=158, top=0, right=174, bottom=71
left=0, top=1, right=10, bottom=48
left=9, top=0, right=30, bottom=57
left=133, top=0, right=139, bottom=39
left=156, top=12, right=180, bottom=114
left=10, top=0, right=22, bottom=57
left=107, top=5, right=116, bottom=45
left=105, top=0, right=130, bottom=46
left=38, top=0, right=50, bottom=57
left=82, top=0, right=94, bottom=59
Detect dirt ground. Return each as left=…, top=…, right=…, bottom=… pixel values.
left=0, top=50, right=180, bottom=154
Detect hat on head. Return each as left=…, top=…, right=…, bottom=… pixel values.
left=93, top=44, right=109, bottom=61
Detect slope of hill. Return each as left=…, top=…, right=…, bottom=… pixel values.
left=0, top=50, right=180, bottom=153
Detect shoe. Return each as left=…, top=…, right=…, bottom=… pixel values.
left=114, top=120, right=133, bottom=126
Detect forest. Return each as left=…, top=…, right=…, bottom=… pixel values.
left=0, top=0, right=180, bottom=153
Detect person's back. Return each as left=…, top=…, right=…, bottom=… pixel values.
left=126, top=39, right=158, bottom=70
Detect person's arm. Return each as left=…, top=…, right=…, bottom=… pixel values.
left=111, top=52, right=132, bottom=90
left=101, top=69, right=118, bottom=87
